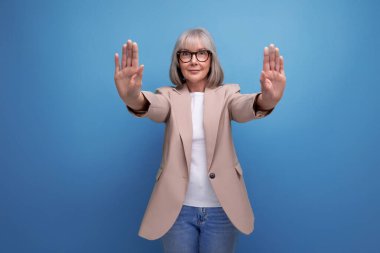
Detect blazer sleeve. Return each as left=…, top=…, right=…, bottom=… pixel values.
left=126, top=87, right=171, bottom=123
left=228, top=84, right=274, bottom=123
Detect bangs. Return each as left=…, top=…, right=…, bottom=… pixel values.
left=180, top=33, right=212, bottom=51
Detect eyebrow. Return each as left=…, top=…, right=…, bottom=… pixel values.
left=180, top=48, right=208, bottom=52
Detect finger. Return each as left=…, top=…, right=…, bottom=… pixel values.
left=132, top=42, right=139, bottom=68
left=115, top=53, right=120, bottom=73
left=122, top=43, right=127, bottom=68
left=275, top=48, right=280, bottom=72
left=269, top=44, right=275, bottom=70
left=127, top=40, right=132, bottom=67
left=263, top=47, right=270, bottom=72
left=279, top=56, right=285, bottom=75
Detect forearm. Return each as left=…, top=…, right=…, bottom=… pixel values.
left=125, top=92, right=150, bottom=111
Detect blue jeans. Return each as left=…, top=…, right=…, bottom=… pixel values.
left=161, top=205, right=240, bottom=253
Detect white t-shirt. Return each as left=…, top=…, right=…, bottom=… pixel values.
left=183, top=92, right=221, bottom=207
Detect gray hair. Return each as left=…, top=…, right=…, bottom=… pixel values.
left=169, top=28, right=224, bottom=89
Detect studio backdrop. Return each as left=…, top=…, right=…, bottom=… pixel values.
left=1, top=0, right=379, bottom=252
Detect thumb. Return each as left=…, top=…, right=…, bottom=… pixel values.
left=135, top=65, right=144, bottom=88
left=260, top=71, right=266, bottom=84
left=260, top=71, right=271, bottom=91
left=138, top=65, right=144, bottom=76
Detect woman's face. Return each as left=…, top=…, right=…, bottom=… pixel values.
left=178, top=39, right=211, bottom=90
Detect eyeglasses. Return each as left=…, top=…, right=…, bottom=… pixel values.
left=177, top=49, right=212, bottom=63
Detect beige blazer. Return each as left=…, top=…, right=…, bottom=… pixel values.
left=127, top=83, right=273, bottom=240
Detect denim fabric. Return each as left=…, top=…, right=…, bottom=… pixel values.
left=161, top=205, right=240, bottom=253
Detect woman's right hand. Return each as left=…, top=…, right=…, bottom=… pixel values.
left=114, top=40, right=144, bottom=105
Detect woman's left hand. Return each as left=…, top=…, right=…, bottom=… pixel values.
left=258, top=43, right=286, bottom=110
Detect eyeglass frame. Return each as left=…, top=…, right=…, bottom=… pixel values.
left=176, top=49, right=212, bottom=63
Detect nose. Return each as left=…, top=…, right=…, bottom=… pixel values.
left=189, top=53, right=198, bottom=64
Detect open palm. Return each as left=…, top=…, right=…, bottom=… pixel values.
left=114, top=40, right=144, bottom=104
left=259, top=44, right=286, bottom=109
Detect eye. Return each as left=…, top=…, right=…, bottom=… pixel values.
left=181, top=51, right=191, bottom=57
left=198, top=50, right=208, bottom=56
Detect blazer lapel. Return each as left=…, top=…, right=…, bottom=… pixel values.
left=204, top=86, right=224, bottom=171
left=172, top=85, right=193, bottom=175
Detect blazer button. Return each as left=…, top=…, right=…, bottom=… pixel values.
left=209, top=173, right=215, bottom=179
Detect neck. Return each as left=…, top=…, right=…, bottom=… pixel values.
left=186, top=80, right=207, bottom=92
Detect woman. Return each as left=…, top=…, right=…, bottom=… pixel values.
left=113, top=28, right=286, bottom=253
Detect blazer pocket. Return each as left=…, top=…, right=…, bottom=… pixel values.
left=235, top=163, right=243, bottom=177
left=155, top=167, right=163, bottom=181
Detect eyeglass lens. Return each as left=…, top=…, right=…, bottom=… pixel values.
left=179, top=50, right=210, bottom=62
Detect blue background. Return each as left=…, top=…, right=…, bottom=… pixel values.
left=1, top=0, right=379, bottom=252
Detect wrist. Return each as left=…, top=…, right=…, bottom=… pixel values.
left=256, top=93, right=276, bottom=111
left=126, top=92, right=143, bottom=108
